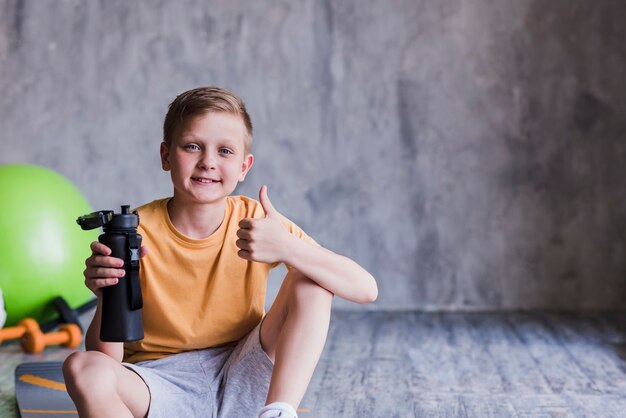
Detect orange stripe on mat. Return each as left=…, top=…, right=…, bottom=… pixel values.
left=19, top=374, right=67, bottom=391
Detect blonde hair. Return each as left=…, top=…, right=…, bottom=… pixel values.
left=163, top=86, right=253, bottom=153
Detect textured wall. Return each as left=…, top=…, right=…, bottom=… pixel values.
left=1, top=0, right=625, bottom=310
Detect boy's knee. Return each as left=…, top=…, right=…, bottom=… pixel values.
left=64, top=351, right=102, bottom=376
left=63, top=351, right=86, bottom=380
left=63, top=351, right=116, bottom=391
left=289, top=271, right=333, bottom=308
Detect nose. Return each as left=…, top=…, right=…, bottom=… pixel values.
left=198, top=150, right=216, bottom=170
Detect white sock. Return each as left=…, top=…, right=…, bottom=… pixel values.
left=258, top=401, right=298, bottom=418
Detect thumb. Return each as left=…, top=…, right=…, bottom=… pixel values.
left=259, top=185, right=278, bottom=217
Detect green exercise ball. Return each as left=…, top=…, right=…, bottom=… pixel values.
left=0, top=164, right=98, bottom=327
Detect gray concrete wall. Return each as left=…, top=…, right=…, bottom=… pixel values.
left=1, top=0, right=625, bottom=310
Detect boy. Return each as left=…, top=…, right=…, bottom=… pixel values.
left=63, top=86, right=378, bottom=418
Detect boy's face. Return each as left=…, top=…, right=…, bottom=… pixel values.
left=160, top=111, right=254, bottom=206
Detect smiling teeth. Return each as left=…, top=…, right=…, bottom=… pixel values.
left=193, top=177, right=218, bottom=183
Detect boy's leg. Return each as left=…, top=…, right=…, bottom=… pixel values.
left=63, top=351, right=150, bottom=418
left=260, top=268, right=333, bottom=408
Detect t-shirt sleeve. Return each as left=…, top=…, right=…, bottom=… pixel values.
left=271, top=214, right=319, bottom=270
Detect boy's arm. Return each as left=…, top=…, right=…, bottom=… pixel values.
left=237, top=186, right=378, bottom=304
left=85, top=299, right=124, bottom=361
left=83, top=240, right=144, bottom=362
left=282, top=237, right=378, bottom=304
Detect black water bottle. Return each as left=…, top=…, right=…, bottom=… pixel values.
left=77, top=205, right=144, bottom=342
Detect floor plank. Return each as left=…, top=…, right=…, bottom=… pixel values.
left=463, top=314, right=553, bottom=394
left=507, top=313, right=598, bottom=394
left=461, top=395, right=519, bottom=418
left=545, top=313, right=626, bottom=394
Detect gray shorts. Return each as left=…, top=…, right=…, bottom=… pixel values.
left=123, top=321, right=273, bottom=418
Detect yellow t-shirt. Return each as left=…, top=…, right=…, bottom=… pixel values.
left=123, top=195, right=316, bottom=363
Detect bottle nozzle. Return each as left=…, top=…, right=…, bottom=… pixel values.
left=121, top=205, right=130, bottom=214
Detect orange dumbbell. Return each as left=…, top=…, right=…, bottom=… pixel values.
left=20, top=323, right=82, bottom=354
left=0, top=318, right=40, bottom=344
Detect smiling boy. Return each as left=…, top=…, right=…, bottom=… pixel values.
left=62, top=86, right=378, bottom=418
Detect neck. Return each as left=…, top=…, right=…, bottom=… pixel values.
left=166, top=195, right=227, bottom=239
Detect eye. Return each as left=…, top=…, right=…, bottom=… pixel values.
left=184, top=144, right=200, bottom=151
left=219, top=148, right=234, bottom=156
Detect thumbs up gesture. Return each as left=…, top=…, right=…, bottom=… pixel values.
left=236, top=185, right=292, bottom=264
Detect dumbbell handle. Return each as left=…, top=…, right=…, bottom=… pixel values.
left=21, top=324, right=82, bottom=354
left=0, top=327, right=25, bottom=342
left=44, top=327, right=76, bottom=346
left=0, top=319, right=39, bottom=344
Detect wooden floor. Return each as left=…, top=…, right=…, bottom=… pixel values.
left=1, top=311, right=626, bottom=417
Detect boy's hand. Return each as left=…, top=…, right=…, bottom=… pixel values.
left=236, top=185, right=293, bottom=264
left=83, top=241, right=148, bottom=298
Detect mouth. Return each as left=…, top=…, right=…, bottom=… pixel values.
left=191, top=177, right=221, bottom=184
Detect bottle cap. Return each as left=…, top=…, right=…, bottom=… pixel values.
left=105, top=205, right=139, bottom=230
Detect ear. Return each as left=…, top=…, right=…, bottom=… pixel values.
left=238, top=153, right=254, bottom=182
left=160, top=142, right=171, bottom=171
